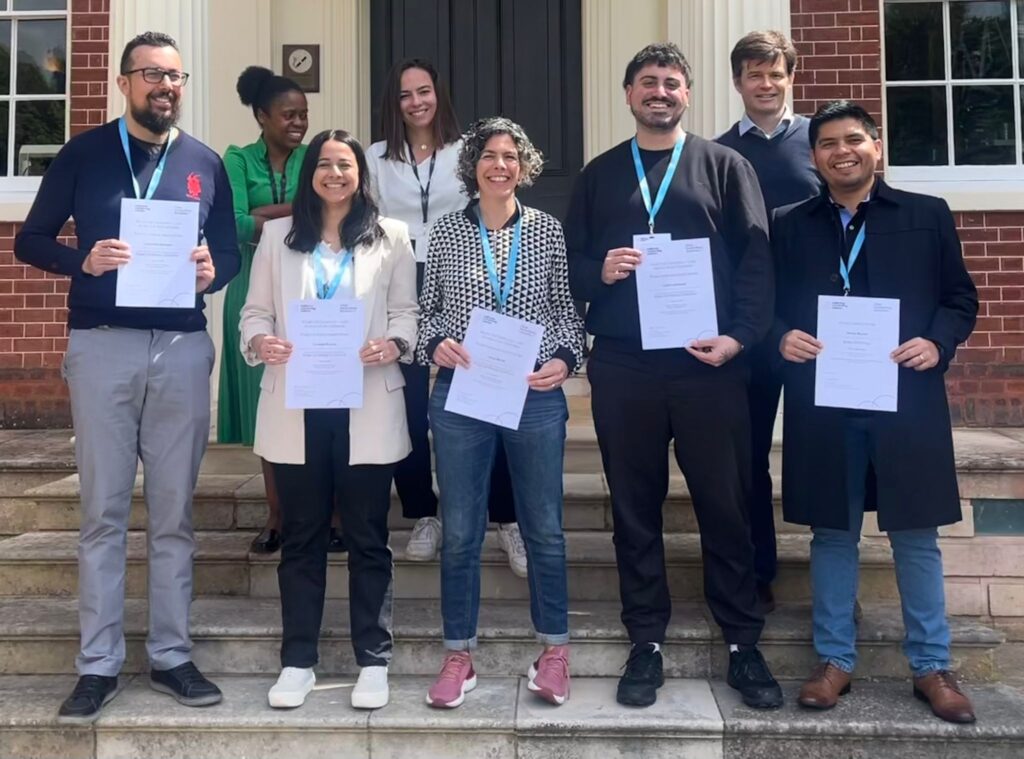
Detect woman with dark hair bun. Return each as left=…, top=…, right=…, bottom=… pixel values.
left=218, top=66, right=308, bottom=555
left=240, top=129, right=418, bottom=710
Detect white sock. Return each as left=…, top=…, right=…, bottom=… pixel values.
left=729, top=644, right=740, bottom=653
left=649, top=642, right=661, bottom=653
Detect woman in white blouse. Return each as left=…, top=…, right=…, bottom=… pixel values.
left=240, top=129, right=418, bottom=711
left=366, top=58, right=525, bottom=575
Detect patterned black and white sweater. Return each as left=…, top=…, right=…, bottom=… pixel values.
left=416, top=202, right=585, bottom=377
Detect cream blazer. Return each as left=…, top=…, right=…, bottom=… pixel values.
left=239, top=215, right=418, bottom=465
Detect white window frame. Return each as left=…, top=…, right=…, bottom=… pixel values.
left=0, top=2, right=69, bottom=213
left=881, top=0, right=1024, bottom=209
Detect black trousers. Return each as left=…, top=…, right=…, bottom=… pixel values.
left=746, top=340, right=782, bottom=586
left=588, top=347, right=765, bottom=646
left=394, top=262, right=516, bottom=523
left=273, top=409, right=394, bottom=668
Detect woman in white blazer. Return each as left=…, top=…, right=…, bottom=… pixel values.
left=240, top=129, right=418, bottom=712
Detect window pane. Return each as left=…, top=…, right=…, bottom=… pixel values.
left=950, top=1, right=1013, bottom=79
left=0, top=102, right=8, bottom=176
left=887, top=86, right=949, bottom=165
left=16, top=19, right=65, bottom=94
left=953, top=85, right=1015, bottom=164
left=1019, top=1, right=1024, bottom=77
left=885, top=1, right=944, bottom=81
left=0, top=21, right=10, bottom=95
left=12, top=1, right=67, bottom=9
left=14, top=100, right=62, bottom=175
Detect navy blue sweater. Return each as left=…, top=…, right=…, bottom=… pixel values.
left=715, top=115, right=822, bottom=213
left=15, top=119, right=240, bottom=331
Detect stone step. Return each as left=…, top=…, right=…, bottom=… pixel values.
left=0, top=597, right=1004, bottom=683
left=0, top=531, right=900, bottom=603
left=2, top=674, right=1021, bottom=759
left=1, top=471, right=798, bottom=536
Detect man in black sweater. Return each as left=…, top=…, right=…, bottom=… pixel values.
left=715, top=31, right=822, bottom=613
left=15, top=32, right=239, bottom=723
left=565, top=42, right=781, bottom=710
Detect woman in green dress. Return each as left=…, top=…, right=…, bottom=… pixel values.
left=219, top=66, right=308, bottom=553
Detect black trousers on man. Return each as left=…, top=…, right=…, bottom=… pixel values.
left=273, top=409, right=394, bottom=668
left=588, top=344, right=765, bottom=646
left=746, top=340, right=782, bottom=587
left=394, top=261, right=517, bottom=523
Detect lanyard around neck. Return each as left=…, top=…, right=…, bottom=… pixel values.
left=840, top=223, right=866, bottom=295
left=630, top=135, right=685, bottom=234
left=406, top=141, right=437, bottom=224
left=118, top=117, right=176, bottom=200
left=477, top=201, right=523, bottom=314
left=265, top=148, right=293, bottom=205
left=313, top=242, right=354, bottom=300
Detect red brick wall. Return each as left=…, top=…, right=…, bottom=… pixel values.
left=0, top=1, right=107, bottom=426
left=792, top=0, right=1024, bottom=425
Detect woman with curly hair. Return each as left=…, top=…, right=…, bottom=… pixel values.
left=417, top=117, right=585, bottom=709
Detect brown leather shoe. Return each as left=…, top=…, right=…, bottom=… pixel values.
left=913, top=671, right=976, bottom=724
left=798, top=663, right=852, bottom=709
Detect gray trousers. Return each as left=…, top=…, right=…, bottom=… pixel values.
left=63, top=327, right=214, bottom=676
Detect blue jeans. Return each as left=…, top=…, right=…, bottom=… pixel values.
left=810, top=418, right=951, bottom=676
left=430, top=379, right=569, bottom=650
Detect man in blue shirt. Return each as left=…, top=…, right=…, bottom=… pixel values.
left=15, top=31, right=239, bottom=723
left=716, top=31, right=822, bottom=612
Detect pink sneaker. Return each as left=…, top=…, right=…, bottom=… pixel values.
left=426, top=651, right=477, bottom=708
left=528, top=645, right=570, bottom=705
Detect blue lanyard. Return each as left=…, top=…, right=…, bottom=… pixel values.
left=839, top=223, right=866, bottom=295
left=313, top=242, right=353, bottom=300
left=118, top=117, right=176, bottom=200
left=478, top=202, right=523, bottom=314
left=630, top=136, right=685, bottom=233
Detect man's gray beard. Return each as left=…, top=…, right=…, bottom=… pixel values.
left=131, top=99, right=179, bottom=135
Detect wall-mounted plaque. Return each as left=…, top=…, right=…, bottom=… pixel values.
left=283, top=44, right=320, bottom=93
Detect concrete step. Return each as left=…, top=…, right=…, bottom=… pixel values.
left=0, top=531, right=900, bottom=604
left=0, top=597, right=1004, bottom=683
left=1, top=471, right=799, bottom=535
left=2, top=674, right=1021, bottom=759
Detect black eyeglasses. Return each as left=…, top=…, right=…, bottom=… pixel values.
left=123, top=67, right=190, bottom=86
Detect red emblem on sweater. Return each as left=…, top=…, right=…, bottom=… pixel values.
left=186, top=172, right=202, bottom=200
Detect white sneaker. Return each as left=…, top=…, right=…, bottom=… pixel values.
left=351, top=666, right=389, bottom=709
left=496, top=522, right=528, bottom=578
left=406, top=516, right=442, bottom=561
left=268, top=667, right=315, bottom=708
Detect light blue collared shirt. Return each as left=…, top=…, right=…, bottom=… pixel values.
left=738, top=106, right=793, bottom=139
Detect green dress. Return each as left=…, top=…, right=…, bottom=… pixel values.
left=217, top=138, right=308, bottom=445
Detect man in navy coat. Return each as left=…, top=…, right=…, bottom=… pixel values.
left=771, top=100, right=978, bottom=723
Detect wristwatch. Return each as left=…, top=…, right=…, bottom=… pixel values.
left=389, top=337, right=409, bottom=358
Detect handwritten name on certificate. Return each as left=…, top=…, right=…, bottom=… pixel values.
left=633, top=234, right=719, bottom=350
left=815, top=295, right=900, bottom=412
left=116, top=198, right=199, bottom=309
left=285, top=298, right=365, bottom=410
left=445, top=308, right=545, bottom=430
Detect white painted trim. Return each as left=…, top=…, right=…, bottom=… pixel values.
left=886, top=179, right=1024, bottom=211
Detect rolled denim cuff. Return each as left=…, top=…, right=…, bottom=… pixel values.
left=536, top=631, right=570, bottom=647
left=443, top=636, right=478, bottom=652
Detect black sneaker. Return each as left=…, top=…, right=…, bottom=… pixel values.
left=57, top=674, right=119, bottom=724
left=150, top=662, right=223, bottom=706
left=727, top=646, right=783, bottom=709
left=616, top=643, right=664, bottom=707
left=327, top=526, right=348, bottom=554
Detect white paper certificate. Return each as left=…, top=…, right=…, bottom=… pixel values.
left=285, top=298, right=365, bottom=409
left=633, top=234, right=719, bottom=350
left=116, top=198, right=199, bottom=308
left=815, top=295, right=900, bottom=412
left=445, top=308, right=545, bottom=430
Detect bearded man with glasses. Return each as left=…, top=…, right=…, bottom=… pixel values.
left=15, top=31, right=239, bottom=724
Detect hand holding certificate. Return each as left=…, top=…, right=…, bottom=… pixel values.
left=815, top=295, right=900, bottom=412
left=444, top=308, right=545, bottom=430
left=633, top=234, right=719, bottom=350
left=285, top=298, right=365, bottom=409
left=116, top=198, right=199, bottom=308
